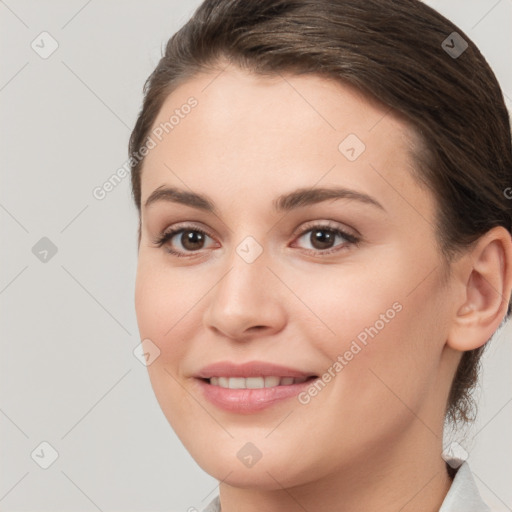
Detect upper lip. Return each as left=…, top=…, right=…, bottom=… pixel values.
left=195, top=361, right=317, bottom=379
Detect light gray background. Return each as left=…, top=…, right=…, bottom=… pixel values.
left=1, top=1, right=511, bottom=511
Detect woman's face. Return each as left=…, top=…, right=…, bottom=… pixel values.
left=135, top=64, right=460, bottom=489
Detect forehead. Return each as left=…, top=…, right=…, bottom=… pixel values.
left=139, top=64, right=432, bottom=224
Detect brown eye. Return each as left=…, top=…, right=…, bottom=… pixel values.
left=309, top=228, right=337, bottom=250
left=153, top=226, right=216, bottom=257
left=294, top=224, right=359, bottom=254
left=180, top=230, right=207, bottom=250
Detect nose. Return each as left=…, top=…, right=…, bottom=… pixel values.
left=202, top=247, right=287, bottom=342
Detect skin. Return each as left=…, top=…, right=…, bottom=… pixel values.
left=134, top=61, right=512, bottom=512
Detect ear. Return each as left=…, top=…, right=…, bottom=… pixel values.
left=447, top=226, right=512, bottom=351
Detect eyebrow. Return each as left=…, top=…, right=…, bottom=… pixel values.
left=144, top=185, right=385, bottom=213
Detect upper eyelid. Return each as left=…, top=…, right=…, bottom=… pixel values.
left=292, top=219, right=358, bottom=238
left=160, top=219, right=354, bottom=237
left=161, top=222, right=215, bottom=240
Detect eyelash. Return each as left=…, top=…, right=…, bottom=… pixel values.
left=151, top=222, right=360, bottom=258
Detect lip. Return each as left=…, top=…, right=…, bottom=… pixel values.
left=193, top=360, right=318, bottom=414
left=195, top=360, right=316, bottom=379
left=194, top=376, right=318, bottom=414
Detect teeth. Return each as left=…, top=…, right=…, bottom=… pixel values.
left=264, top=376, right=280, bottom=388
left=246, top=377, right=265, bottom=388
left=228, top=377, right=246, bottom=389
left=208, top=376, right=310, bottom=389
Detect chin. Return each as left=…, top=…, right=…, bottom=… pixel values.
left=192, top=443, right=324, bottom=492
left=204, top=461, right=299, bottom=491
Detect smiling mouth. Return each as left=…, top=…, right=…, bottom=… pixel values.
left=201, top=375, right=318, bottom=389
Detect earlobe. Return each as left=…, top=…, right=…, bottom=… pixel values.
left=447, top=226, right=512, bottom=352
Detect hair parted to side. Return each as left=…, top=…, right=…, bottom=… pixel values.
left=129, top=0, right=512, bottom=425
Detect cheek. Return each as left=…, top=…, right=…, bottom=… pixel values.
left=134, top=262, right=199, bottom=424
left=300, top=259, right=445, bottom=417
left=135, top=256, right=195, bottom=334
left=134, top=260, right=194, bottom=368
left=289, top=260, right=405, bottom=353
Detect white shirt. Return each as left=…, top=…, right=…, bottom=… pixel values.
left=200, top=462, right=490, bottom=511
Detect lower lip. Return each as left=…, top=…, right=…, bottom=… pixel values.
left=194, top=377, right=317, bottom=414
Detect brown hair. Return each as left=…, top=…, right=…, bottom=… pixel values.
left=129, top=0, right=512, bottom=424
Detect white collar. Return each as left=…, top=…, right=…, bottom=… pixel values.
left=439, top=461, right=490, bottom=511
